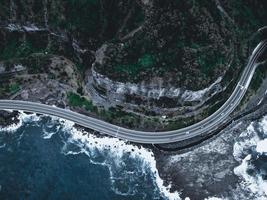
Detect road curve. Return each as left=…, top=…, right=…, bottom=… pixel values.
left=0, top=40, right=266, bottom=144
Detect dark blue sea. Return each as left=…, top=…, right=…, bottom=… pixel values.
left=0, top=113, right=179, bottom=200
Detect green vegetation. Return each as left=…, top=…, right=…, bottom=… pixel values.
left=99, top=107, right=140, bottom=128
left=198, top=53, right=224, bottom=76
left=48, top=0, right=144, bottom=41
left=56, top=0, right=101, bottom=36
left=20, top=54, right=51, bottom=74
left=0, top=0, right=9, bottom=19
left=138, top=54, right=154, bottom=68
left=114, top=54, right=155, bottom=77
left=0, top=82, right=21, bottom=96
left=0, top=41, right=33, bottom=60
left=250, top=62, right=267, bottom=91
left=166, top=117, right=196, bottom=131
left=67, top=92, right=97, bottom=112
left=8, top=83, right=20, bottom=94
left=67, top=92, right=142, bottom=128
left=0, top=40, right=54, bottom=61
left=75, top=63, right=87, bottom=76
left=232, top=2, right=261, bottom=31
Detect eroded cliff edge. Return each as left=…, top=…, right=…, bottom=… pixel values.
left=1, top=0, right=266, bottom=130
left=1, top=1, right=267, bottom=199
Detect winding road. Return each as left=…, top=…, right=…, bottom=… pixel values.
left=0, top=40, right=266, bottom=144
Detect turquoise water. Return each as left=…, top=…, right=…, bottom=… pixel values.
left=0, top=114, right=171, bottom=200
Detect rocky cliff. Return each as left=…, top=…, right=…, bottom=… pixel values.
left=0, top=0, right=266, bottom=124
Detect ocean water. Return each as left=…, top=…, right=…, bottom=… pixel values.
left=233, top=116, right=267, bottom=199
left=2, top=111, right=267, bottom=200
left=0, top=112, right=180, bottom=200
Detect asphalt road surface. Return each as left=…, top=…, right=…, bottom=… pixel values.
left=0, top=40, right=266, bottom=144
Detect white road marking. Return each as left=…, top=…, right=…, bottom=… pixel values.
left=116, top=127, right=120, bottom=136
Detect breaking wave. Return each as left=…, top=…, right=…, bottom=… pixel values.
left=233, top=116, right=267, bottom=199
left=0, top=110, right=181, bottom=200
left=0, top=110, right=41, bottom=132
left=56, top=119, right=180, bottom=200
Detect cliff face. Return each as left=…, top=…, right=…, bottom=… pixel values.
left=84, top=0, right=234, bottom=116
left=93, top=0, right=234, bottom=89
left=0, top=0, right=266, bottom=119
left=87, top=63, right=224, bottom=116
left=86, top=0, right=266, bottom=117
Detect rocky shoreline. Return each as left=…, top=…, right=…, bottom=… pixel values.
left=1, top=74, right=266, bottom=199
left=153, top=76, right=267, bottom=199
left=0, top=110, right=19, bottom=127
left=1, top=0, right=267, bottom=199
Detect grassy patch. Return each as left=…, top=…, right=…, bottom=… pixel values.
left=99, top=107, right=141, bottom=128
left=67, top=92, right=142, bottom=128
left=8, top=83, right=20, bottom=94
left=114, top=54, right=155, bottom=77
left=67, top=92, right=97, bottom=112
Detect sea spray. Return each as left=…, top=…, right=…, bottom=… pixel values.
left=0, top=110, right=41, bottom=132
left=0, top=110, right=181, bottom=200
left=233, top=116, right=267, bottom=199
left=58, top=119, right=181, bottom=200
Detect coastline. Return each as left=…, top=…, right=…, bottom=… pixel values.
left=0, top=110, right=182, bottom=200
left=1, top=101, right=267, bottom=199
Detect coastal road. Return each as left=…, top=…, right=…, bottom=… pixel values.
left=0, top=40, right=266, bottom=144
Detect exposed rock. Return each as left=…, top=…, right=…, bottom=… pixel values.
left=0, top=110, right=19, bottom=127
left=87, top=66, right=224, bottom=116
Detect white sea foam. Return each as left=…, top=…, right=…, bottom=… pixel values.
left=0, top=111, right=181, bottom=200
left=233, top=116, right=267, bottom=199
left=234, top=154, right=267, bottom=198
left=232, top=123, right=260, bottom=162
left=0, top=111, right=42, bottom=154
left=42, top=129, right=57, bottom=139
left=204, top=197, right=225, bottom=200
left=57, top=119, right=181, bottom=200
left=0, top=111, right=41, bottom=132
left=42, top=118, right=61, bottom=139
left=256, top=139, right=267, bottom=154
